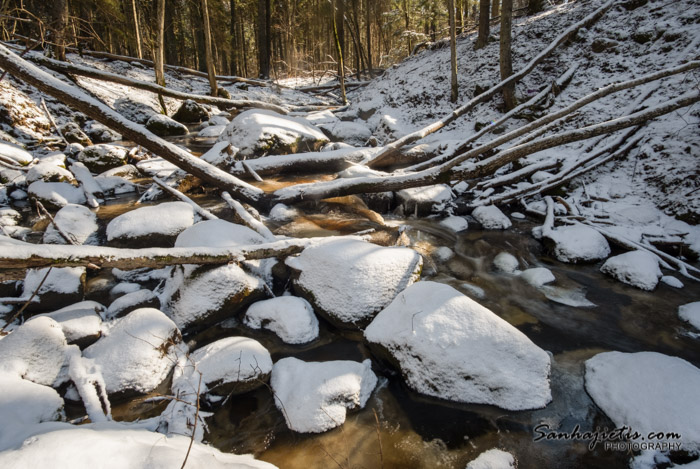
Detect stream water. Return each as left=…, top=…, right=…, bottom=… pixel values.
left=39, top=132, right=700, bottom=468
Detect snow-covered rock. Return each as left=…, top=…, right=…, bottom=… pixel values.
left=544, top=225, right=610, bottom=263
left=197, top=124, right=226, bottom=138
left=269, top=203, right=298, bottom=221
left=106, top=289, right=160, bottom=319
left=106, top=201, right=195, bottom=247
left=286, top=239, right=422, bottom=328
left=600, top=250, right=662, bottom=291
left=466, top=449, right=516, bottom=469
left=321, top=121, right=372, bottom=146
left=660, top=276, right=683, bottom=289
left=270, top=357, right=377, bottom=433
left=43, top=204, right=99, bottom=245
left=440, top=215, right=469, bottom=232
left=28, top=181, right=86, bottom=210
left=163, top=264, right=266, bottom=331
left=244, top=296, right=319, bottom=344
left=519, top=267, right=556, bottom=288
left=471, top=205, right=512, bottom=230
left=26, top=162, right=75, bottom=185
left=83, top=308, right=181, bottom=396
left=396, top=184, right=453, bottom=216
left=678, top=302, right=700, bottom=330
left=0, top=423, right=278, bottom=468
left=113, top=97, right=159, bottom=124
left=22, top=267, right=85, bottom=312
left=32, top=301, right=104, bottom=348
left=365, top=281, right=552, bottom=410
left=172, top=99, right=209, bottom=123
left=217, top=109, right=329, bottom=158
left=585, top=351, right=700, bottom=450
left=145, top=113, right=189, bottom=137
left=174, top=219, right=264, bottom=248
left=77, top=144, right=128, bottom=173
left=94, top=175, right=136, bottom=195
left=493, top=252, right=519, bottom=274
left=84, top=120, right=121, bottom=143
left=60, top=122, right=92, bottom=146
left=0, top=373, right=63, bottom=431
left=0, top=141, right=33, bottom=165
left=0, top=316, right=69, bottom=386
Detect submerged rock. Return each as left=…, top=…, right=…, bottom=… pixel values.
left=600, top=250, right=662, bottom=290
left=83, top=308, right=182, bottom=397
left=365, top=281, right=552, bottom=410
left=217, top=109, right=329, bottom=158
left=270, top=357, right=377, bottom=433
left=43, top=204, right=99, bottom=245
left=172, top=99, right=209, bottom=123
left=286, top=239, right=422, bottom=328
left=145, top=114, right=189, bottom=137
left=77, top=144, right=128, bottom=173
left=244, top=296, right=319, bottom=344
left=106, top=201, right=195, bottom=247
left=544, top=225, right=610, bottom=263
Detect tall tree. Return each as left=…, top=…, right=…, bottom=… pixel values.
left=448, top=0, right=458, bottom=103
left=365, top=0, right=373, bottom=77
left=257, top=0, right=271, bottom=78
left=492, top=0, right=499, bottom=19
left=130, top=0, right=143, bottom=59
left=475, top=0, right=490, bottom=49
left=52, top=0, right=69, bottom=61
left=499, top=0, right=515, bottom=110
left=201, top=0, right=218, bottom=94
left=153, top=0, right=167, bottom=113
left=332, top=0, right=347, bottom=104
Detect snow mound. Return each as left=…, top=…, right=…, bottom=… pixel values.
left=0, top=373, right=63, bottom=432
left=28, top=181, right=87, bottom=209
left=472, top=206, right=512, bottom=230
left=244, top=296, right=319, bottom=344
left=83, top=308, right=181, bottom=395
left=365, top=281, right=552, bottom=410
left=519, top=268, right=556, bottom=287
left=440, top=215, right=469, bottom=232
left=0, top=141, right=33, bottom=165
left=585, top=351, right=700, bottom=450
left=545, top=225, right=610, bottom=263
left=32, top=301, right=104, bottom=347
left=466, top=448, right=516, bottom=469
left=493, top=252, right=519, bottom=274
left=397, top=184, right=454, bottom=215
left=678, top=302, right=700, bottom=331
left=106, top=201, right=194, bottom=246
left=286, top=239, right=422, bottom=327
left=600, top=250, right=662, bottom=291
left=0, top=423, right=277, bottom=468
left=217, top=109, right=329, bottom=158
left=270, top=357, right=377, bottom=433
left=43, top=204, right=99, bottom=245
left=174, top=219, right=264, bottom=248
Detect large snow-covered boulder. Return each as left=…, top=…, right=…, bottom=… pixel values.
left=28, top=181, right=86, bottom=210
left=145, top=113, right=189, bottom=137
left=163, top=263, right=266, bottom=331
left=0, top=141, right=33, bottom=166
left=244, top=296, right=319, bottom=344
left=31, top=301, right=104, bottom=348
left=22, top=267, right=85, bottom=312
left=26, top=162, right=75, bottom=185
left=106, top=201, right=195, bottom=247
left=471, top=205, right=512, bottom=230
left=286, top=239, right=422, bottom=328
left=77, top=144, right=128, bottom=173
left=43, top=204, right=99, bottom=245
left=83, top=308, right=182, bottom=397
left=466, top=449, right=516, bottom=469
left=544, top=225, right=610, bottom=263
left=585, top=351, right=700, bottom=450
left=174, top=219, right=265, bottom=248
left=365, top=281, right=552, bottom=410
left=600, top=250, right=662, bottom=291
left=217, top=109, right=329, bottom=158
left=270, top=357, right=377, bottom=433
left=396, top=184, right=454, bottom=216
left=0, top=373, right=64, bottom=432
left=679, top=302, right=700, bottom=331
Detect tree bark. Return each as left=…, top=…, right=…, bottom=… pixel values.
left=257, top=0, right=271, bottom=78
left=201, top=0, right=218, bottom=95
left=230, top=0, right=239, bottom=76
left=154, top=0, right=166, bottom=87
left=475, top=0, right=490, bottom=49
left=332, top=0, right=347, bottom=104
left=131, top=0, right=143, bottom=59
left=52, top=0, right=69, bottom=61
left=492, top=0, right=500, bottom=19
left=499, top=0, right=516, bottom=110
left=448, top=0, right=458, bottom=103
left=365, top=0, right=373, bottom=78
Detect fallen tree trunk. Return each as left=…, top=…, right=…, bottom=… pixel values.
left=366, top=0, right=616, bottom=168
left=22, top=51, right=289, bottom=114
left=0, top=43, right=266, bottom=207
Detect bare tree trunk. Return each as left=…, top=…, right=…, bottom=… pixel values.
left=492, top=0, right=499, bottom=19
left=500, top=0, right=516, bottom=110
left=153, top=0, right=167, bottom=113
left=475, top=0, right=490, bottom=49
left=403, top=0, right=411, bottom=55
left=131, top=0, right=143, bottom=59
left=201, top=0, right=218, bottom=95
left=52, top=0, right=69, bottom=61
left=230, top=0, right=239, bottom=76
left=365, top=0, right=373, bottom=78
left=332, top=0, right=347, bottom=104
left=448, top=0, right=458, bottom=103
left=257, top=0, right=271, bottom=78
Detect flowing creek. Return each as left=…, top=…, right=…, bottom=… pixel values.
left=36, top=133, right=700, bottom=468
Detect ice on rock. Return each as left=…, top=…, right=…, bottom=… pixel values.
left=440, top=215, right=469, bottom=232
left=585, top=351, right=700, bottom=451
left=174, top=219, right=264, bottom=248
left=466, top=448, right=516, bottom=469
left=244, top=296, right=319, bottom=344
left=43, top=204, right=99, bottom=245
left=365, top=281, right=552, bottom=410
left=544, top=225, right=610, bottom=263
left=270, top=357, right=377, bottom=433
left=217, top=109, right=329, bottom=158
left=471, top=205, right=512, bottom=230
left=519, top=267, right=556, bottom=287
left=600, top=250, right=662, bottom=291
left=678, top=302, right=700, bottom=331
left=286, top=239, right=422, bottom=328
left=83, top=308, right=182, bottom=396
left=106, top=201, right=195, bottom=247
left=493, top=252, right=519, bottom=274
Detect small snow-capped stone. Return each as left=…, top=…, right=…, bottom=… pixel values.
left=0, top=141, right=33, bottom=165
left=106, top=201, right=194, bottom=247
left=466, top=448, right=516, bottom=469
left=545, top=225, right=610, bottom=263
left=660, top=275, right=683, bottom=289
left=43, top=204, right=99, bottom=245
left=600, top=250, right=662, bottom=291
left=440, top=215, right=469, bottom=232
left=244, top=296, right=319, bottom=344
left=174, top=219, right=264, bottom=248
left=493, top=252, right=519, bottom=274
left=106, top=289, right=160, bottom=319
left=269, top=203, right=298, bottom=221
left=678, top=302, right=700, bottom=331
left=31, top=301, right=104, bottom=348
left=28, top=181, right=86, bottom=210
left=472, top=205, right=512, bottom=230
left=519, top=267, right=556, bottom=287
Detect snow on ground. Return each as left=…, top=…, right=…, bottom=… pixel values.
left=270, top=357, right=377, bottom=433
left=465, top=448, right=516, bottom=469
left=585, top=351, right=700, bottom=451
left=365, top=281, right=552, bottom=410
left=244, top=296, right=319, bottom=344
